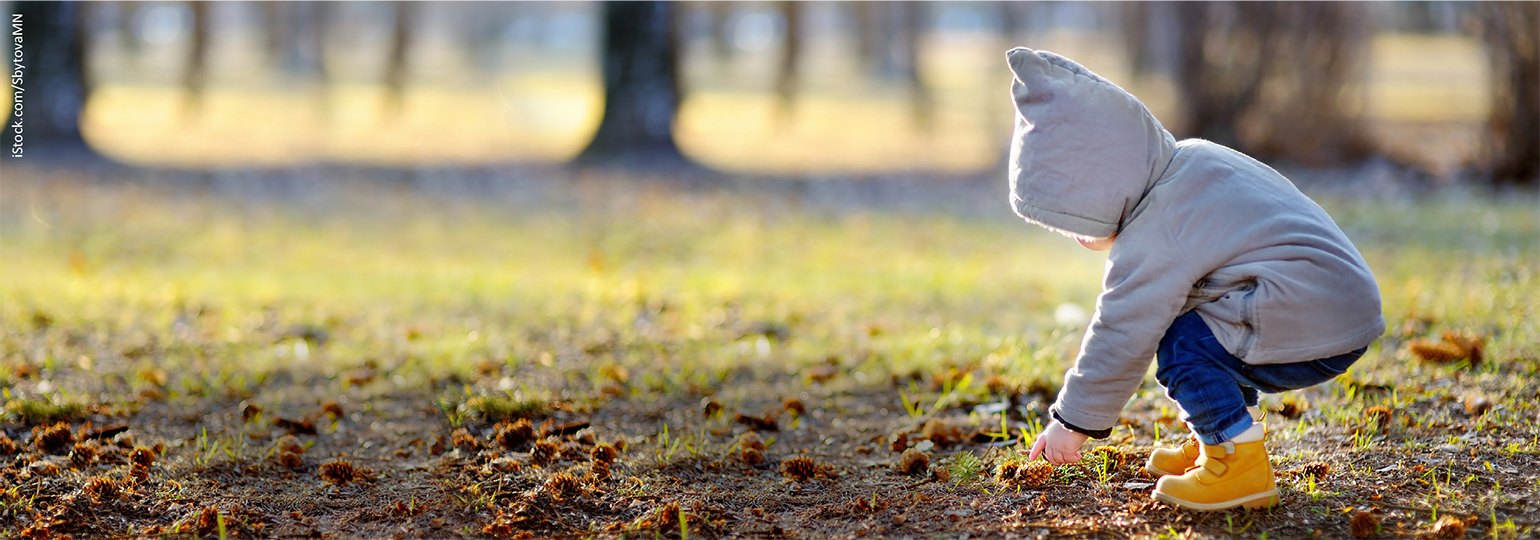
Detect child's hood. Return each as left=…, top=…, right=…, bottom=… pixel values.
left=1005, top=48, right=1177, bottom=239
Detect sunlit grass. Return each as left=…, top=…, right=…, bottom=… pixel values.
left=2, top=397, right=88, bottom=426
left=0, top=173, right=1534, bottom=413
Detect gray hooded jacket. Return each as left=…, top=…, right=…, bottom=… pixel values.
left=1006, top=48, right=1386, bottom=434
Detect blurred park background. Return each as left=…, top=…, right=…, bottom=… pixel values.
left=2, top=0, right=1536, bottom=181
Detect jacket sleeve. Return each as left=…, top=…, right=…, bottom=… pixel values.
left=1048, top=222, right=1207, bottom=434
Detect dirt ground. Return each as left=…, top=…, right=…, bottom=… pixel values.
left=2, top=170, right=1537, bottom=539
left=4, top=334, right=1538, bottom=540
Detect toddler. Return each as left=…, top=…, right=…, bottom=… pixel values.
left=1005, top=48, right=1385, bottom=511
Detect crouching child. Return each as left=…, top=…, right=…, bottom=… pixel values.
left=1004, top=48, right=1385, bottom=511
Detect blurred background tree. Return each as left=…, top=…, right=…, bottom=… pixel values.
left=1159, top=2, right=1375, bottom=167
left=574, top=1, right=688, bottom=170
left=6, top=1, right=94, bottom=161
left=381, top=1, right=417, bottom=119
left=4, top=1, right=1533, bottom=184
left=1473, top=1, right=1538, bottom=183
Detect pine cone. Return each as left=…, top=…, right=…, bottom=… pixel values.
left=83, top=476, right=120, bottom=503
left=94, top=444, right=122, bottom=466
left=781, top=455, right=816, bottom=481
left=451, top=428, right=479, bottom=451
left=1016, top=460, right=1053, bottom=486
left=1273, top=400, right=1307, bottom=420
left=559, top=442, right=589, bottom=461
left=190, top=507, right=221, bottom=535
left=488, top=457, right=521, bottom=473
left=920, top=419, right=960, bottom=446
left=531, top=439, right=560, bottom=466
left=738, top=431, right=766, bottom=451
left=483, top=515, right=515, bottom=538
left=591, top=443, right=618, bottom=464
left=896, top=449, right=929, bottom=475
left=1464, top=396, right=1494, bottom=416
left=588, top=459, right=610, bottom=481
left=1409, top=339, right=1465, bottom=364
left=113, top=431, right=136, bottom=447
left=241, top=403, right=262, bottom=422
left=1431, top=516, right=1467, bottom=539
left=69, top=443, right=97, bottom=468
left=0, top=435, right=18, bottom=455
left=494, top=419, right=535, bottom=450
left=130, top=447, right=156, bottom=469
left=1301, top=461, right=1330, bottom=480
left=274, top=435, right=305, bottom=455
left=931, top=464, right=951, bottom=483
left=319, top=459, right=356, bottom=485
left=1440, top=331, right=1484, bottom=367
left=741, top=446, right=765, bottom=465
left=544, top=473, right=580, bottom=499
left=996, top=461, right=1021, bottom=483
left=1350, top=511, right=1380, bottom=538
left=29, top=461, right=59, bottom=476
left=278, top=450, right=304, bottom=469
left=1365, top=406, right=1394, bottom=428
left=34, top=422, right=74, bottom=454
left=656, top=503, right=682, bottom=529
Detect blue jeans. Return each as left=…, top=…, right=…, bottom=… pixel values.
left=1154, top=311, right=1364, bottom=444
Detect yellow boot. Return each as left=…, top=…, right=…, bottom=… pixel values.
left=1152, top=427, right=1279, bottom=511
left=1146, top=408, right=1265, bottom=477
left=1145, top=434, right=1201, bottom=476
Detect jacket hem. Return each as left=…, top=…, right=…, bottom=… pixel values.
left=1234, top=315, right=1386, bottom=365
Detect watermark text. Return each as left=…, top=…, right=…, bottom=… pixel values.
left=10, top=13, right=24, bottom=158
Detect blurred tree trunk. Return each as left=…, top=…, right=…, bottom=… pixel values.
left=4, top=1, right=98, bottom=162
left=383, top=1, right=418, bottom=119
left=574, top=1, right=689, bottom=169
left=1120, top=2, right=1155, bottom=76
left=707, top=2, right=735, bottom=65
left=117, top=1, right=142, bottom=60
left=1172, top=2, right=1273, bottom=148
left=1238, top=2, right=1374, bottom=165
left=855, top=2, right=877, bottom=69
left=1169, top=2, right=1372, bottom=166
left=773, top=1, right=802, bottom=125
left=181, top=1, right=210, bottom=119
left=462, top=3, right=509, bottom=77
left=264, top=1, right=328, bottom=81
left=854, top=2, right=931, bottom=131
left=1119, top=1, right=1181, bottom=78
left=263, top=2, right=330, bottom=123
left=901, top=2, right=932, bottom=131
left=1474, top=2, right=1538, bottom=183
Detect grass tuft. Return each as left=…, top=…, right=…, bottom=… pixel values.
left=4, top=398, right=87, bottom=426
left=460, top=396, right=548, bottom=424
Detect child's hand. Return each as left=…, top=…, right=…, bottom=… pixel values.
left=1028, top=421, right=1089, bottom=464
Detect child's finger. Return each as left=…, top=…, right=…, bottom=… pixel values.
left=1028, top=436, right=1045, bottom=461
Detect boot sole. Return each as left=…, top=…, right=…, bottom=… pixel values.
left=1152, top=489, right=1279, bottom=511
left=1144, top=462, right=1185, bottom=477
